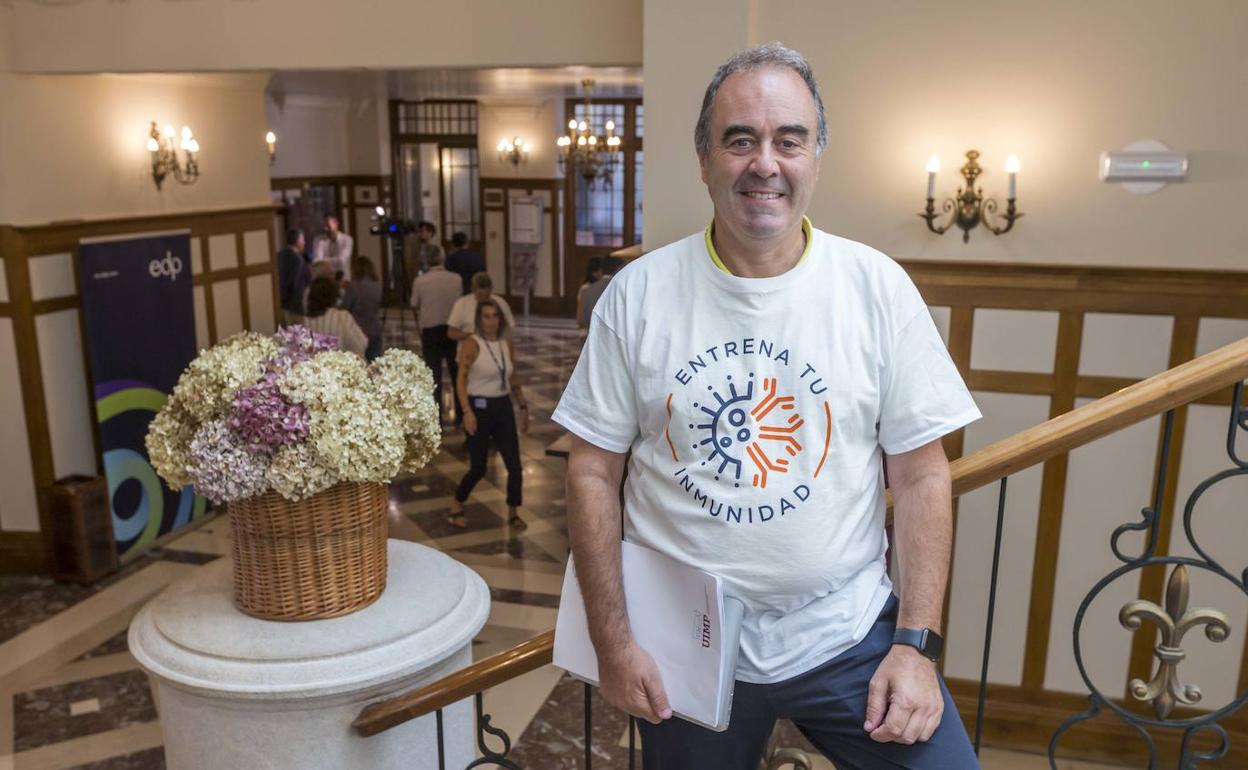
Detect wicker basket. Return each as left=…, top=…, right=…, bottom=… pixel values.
left=228, top=481, right=389, bottom=621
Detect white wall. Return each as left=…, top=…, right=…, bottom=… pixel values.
left=643, top=0, right=1248, bottom=270
left=0, top=73, right=272, bottom=225
left=266, top=93, right=353, bottom=178
left=9, top=0, right=642, bottom=73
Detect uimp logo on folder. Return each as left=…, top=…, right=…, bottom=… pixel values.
left=554, top=540, right=746, bottom=732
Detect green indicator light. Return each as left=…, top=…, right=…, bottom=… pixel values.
left=1141, top=160, right=1151, bottom=168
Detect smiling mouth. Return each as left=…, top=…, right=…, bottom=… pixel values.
left=740, top=191, right=784, bottom=200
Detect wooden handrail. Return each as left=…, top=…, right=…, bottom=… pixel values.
left=352, top=337, right=1248, bottom=737
left=947, top=335, right=1248, bottom=498
left=353, top=630, right=554, bottom=737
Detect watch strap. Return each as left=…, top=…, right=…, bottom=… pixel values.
left=892, top=627, right=943, bottom=662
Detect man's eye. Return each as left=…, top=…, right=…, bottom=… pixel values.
left=730, top=138, right=752, bottom=148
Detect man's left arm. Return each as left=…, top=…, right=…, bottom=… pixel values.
left=863, top=437, right=952, bottom=745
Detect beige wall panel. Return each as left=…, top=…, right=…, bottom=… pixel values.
left=207, top=233, right=237, bottom=271
left=1195, top=317, right=1248, bottom=357
left=246, top=274, right=275, bottom=335
left=944, top=392, right=1050, bottom=685
left=212, top=279, right=243, bottom=340
left=1044, top=404, right=1163, bottom=696
left=354, top=186, right=378, bottom=204
left=0, top=318, right=40, bottom=532
left=35, top=309, right=97, bottom=480
left=10, top=0, right=640, bottom=73
left=970, top=309, right=1059, bottom=373
left=242, top=230, right=269, bottom=266
left=191, top=236, right=203, bottom=276
left=0, top=73, right=271, bottom=226
left=1078, top=314, right=1172, bottom=379
left=28, top=252, right=76, bottom=301
left=484, top=210, right=506, bottom=292
left=928, top=306, right=951, bottom=347
left=1162, top=404, right=1248, bottom=709
left=193, top=284, right=209, bottom=350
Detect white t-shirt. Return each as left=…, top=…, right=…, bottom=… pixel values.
left=447, top=293, right=516, bottom=335
left=552, top=223, right=980, bottom=684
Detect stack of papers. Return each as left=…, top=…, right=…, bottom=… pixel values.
left=554, top=540, right=745, bottom=731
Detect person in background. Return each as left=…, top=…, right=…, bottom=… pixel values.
left=311, top=213, right=354, bottom=280
left=445, top=231, right=486, bottom=295
left=302, top=276, right=367, bottom=356
left=575, top=255, right=606, bottom=330
left=405, top=220, right=443, bottom=283
left=277, top=227, right=311, bottom=325
left=448, top=299, right=529, bottom=531
left=447, top=272, right=516, bottom=342
left=579, top=256, right=621, bottom=329
left=410, top=252, right=464, bottom=423
left=342, top=256, right=384, bottom=361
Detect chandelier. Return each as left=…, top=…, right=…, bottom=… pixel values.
left=556, top=78, right=622, bottom=187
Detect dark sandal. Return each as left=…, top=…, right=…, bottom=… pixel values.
left=508, top=514, right=528, bottom=531
left=447, top=511, right=469, bottom=529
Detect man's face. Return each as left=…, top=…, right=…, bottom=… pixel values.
left=419, top=226, right=434, bottom=243
left=699, top=67, right=821, bottom=244
left=325, top=217, right=339, bottom=236
left=295, top=233, right=306, bottom=251
left=473, top=287, right=491, bottom=303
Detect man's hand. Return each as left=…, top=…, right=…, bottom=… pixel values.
left=598, top=641, right=673, bottom=725
left=463, top=411, right=478, bottom=436
left=863, top=645, right=943, bottom=744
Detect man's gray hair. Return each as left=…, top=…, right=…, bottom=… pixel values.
left=694, top=42, right=828, bottom=159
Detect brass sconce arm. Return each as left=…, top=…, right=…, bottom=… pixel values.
left=920, top=150, right=1021, bottom=243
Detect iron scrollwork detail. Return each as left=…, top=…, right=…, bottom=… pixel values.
left=1051, top=383, right=1248, bottom=769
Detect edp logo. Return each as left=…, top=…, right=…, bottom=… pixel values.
left=149, top=251, right=184, bottom=280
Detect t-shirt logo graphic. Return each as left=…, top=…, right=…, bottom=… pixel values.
left=692, top=374, right=805, bottom=489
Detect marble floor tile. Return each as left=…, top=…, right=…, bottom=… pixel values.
left=13, top=671, right=155, bottom=752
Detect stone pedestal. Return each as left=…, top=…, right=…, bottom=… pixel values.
left=129, top=539, right=490, bottom=769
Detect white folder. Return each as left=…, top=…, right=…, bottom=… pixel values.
left=554, top=540, right=745, bottom=731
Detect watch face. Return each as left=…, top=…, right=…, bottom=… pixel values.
left=924, top=631, right=944, bottom=661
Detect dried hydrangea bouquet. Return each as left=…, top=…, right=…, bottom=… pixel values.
left=146, top=326, right=441, bottom=620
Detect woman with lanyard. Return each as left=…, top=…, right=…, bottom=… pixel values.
left=448, top=298, right=530, bottom=531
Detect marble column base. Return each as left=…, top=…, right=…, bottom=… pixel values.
left=130, top=540, right=490, bottom=770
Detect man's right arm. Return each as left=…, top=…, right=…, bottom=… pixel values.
left=566, top=435, right=672, bottom=724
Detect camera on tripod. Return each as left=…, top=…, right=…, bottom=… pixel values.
left=369, top=206, right=417, bottom=237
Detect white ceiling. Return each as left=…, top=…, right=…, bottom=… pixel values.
left=267, top=66, right=642, bottom=102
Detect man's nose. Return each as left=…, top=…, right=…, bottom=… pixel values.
left=748, top=144, right=780, bottom=178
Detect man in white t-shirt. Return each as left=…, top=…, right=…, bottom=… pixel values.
left=552, top=44, right=981, bottom=769
left=311, top=213, right=354, bottom=280
left=447, top=272, right=516, bottom=341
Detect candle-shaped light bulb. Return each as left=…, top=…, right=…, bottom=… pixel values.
left=588, top=135, right=597, bottom=145
left=568, top=119, right=577, bottom=130
left=577, top=136, right=587, bottom=146
left=605, top=120, right=615, bottom=132
left=186, top=138, right=199, bottom=153
left=578, top=120, right=587, bottom=132
left=925, top=155, right=940, bottom=199
left=265, top=131, right=276, bottom=145
left=146, top=137, right=160, bottom=152
left=1005, top=154, right=1020, bottom=199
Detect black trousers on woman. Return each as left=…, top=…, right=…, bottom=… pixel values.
left=455, top=395, right=523, bottom=507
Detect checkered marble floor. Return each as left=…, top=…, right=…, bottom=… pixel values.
left=0, top=316, right=1127, bottom=769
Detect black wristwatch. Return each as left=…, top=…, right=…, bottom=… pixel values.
left=892, top=627, right=944, bottom=662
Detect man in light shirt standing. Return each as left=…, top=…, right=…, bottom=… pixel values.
left=312, top=213, right=354, bottom=280
left=447, top=272, right=516, bottom=342
left=553, top=43, right=981, bottom=769
left=411, top=253, right=466, bottom=423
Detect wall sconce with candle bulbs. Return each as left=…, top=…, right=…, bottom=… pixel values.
left=920, top=150, right=1021, bottom=243
left=266, top=131, right=277, bottom=165
left=496, top=136, right=530, bottom=167
left=146, top=121, right=199, bottom=189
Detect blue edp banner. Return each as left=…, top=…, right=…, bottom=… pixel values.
left=79, top=231, right=206, bottom=559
